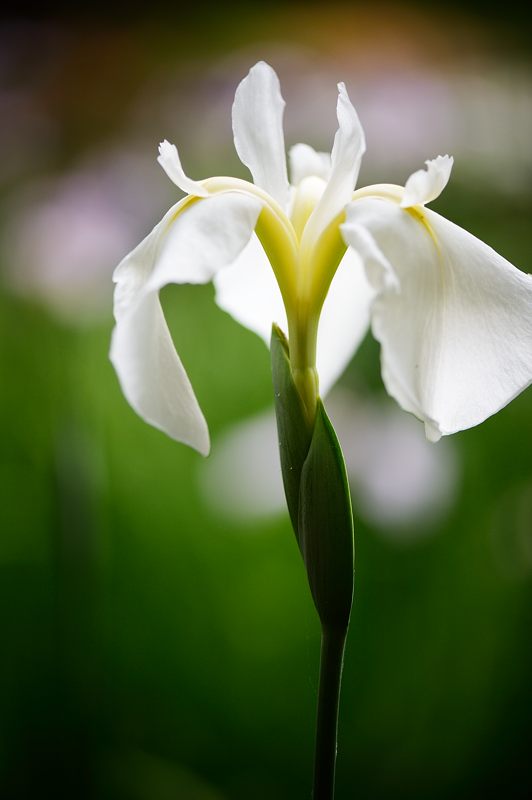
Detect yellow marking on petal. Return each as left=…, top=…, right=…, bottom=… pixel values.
left=405, top=205, right=442, bottom=255
left=351, top=183, right=405, bottom=204
left=350, top=182, right=442, bottom=253
left=286, top=208, right=348, bottom=421
left=203, top=180, right=299, bottom=314
left=167, top=193, right=201, bottom=223
left=167, top=176, right=300, bottom=317
left=304, top=211, right=348, bottom=311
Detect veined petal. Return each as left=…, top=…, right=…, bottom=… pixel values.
left=146, top=193, right=262, bottom=289
left=213, top=233, right=287, bottom=344
left=303, top=82, right=365, bottom=247
left=232, top=61, right=290, bottom=209
left=111, top=192, right=262, bottom=454
left=316, top=246, right=373, bottom=395
left=343, top=199, right=532, bottom=439
left=289, top=143, right=331, bottom=185
left=401, top=155, right=453, bottom=209
left=157, top=140, right=208, bottom=197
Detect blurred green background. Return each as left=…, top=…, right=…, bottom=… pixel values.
left=1, top=3, right=532, bottom=798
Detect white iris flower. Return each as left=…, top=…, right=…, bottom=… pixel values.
left=110, top=61, right=532, bottom=456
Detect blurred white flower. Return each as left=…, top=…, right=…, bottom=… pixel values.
left=199, top=392, right=458, bottom=533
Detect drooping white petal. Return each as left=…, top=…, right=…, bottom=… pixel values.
left=157, top=140, right=208, bottom=197
left=401, top=155, right=453, bottom=208
left=316, top=246, right=373, bottom=395
left=303, top=82, right=365, bottom=246
left=289, top=143, right=331, bottom=185
left=111, top=192, right=262, bottom=454
left=232, top=61, right=289, bottom=208
left=213, top=232, right=287, bottom=344
left=342, top=198, right=532, bottom=439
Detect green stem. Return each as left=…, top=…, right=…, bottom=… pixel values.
left=312, top=627, right=348, bottom=800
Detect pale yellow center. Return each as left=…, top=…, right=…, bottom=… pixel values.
left=173, top=177, right=406, bottom=421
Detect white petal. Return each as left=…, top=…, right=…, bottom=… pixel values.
left=401, top=155, right=453, bottom=208
left=316, top=246, right=373, bottom=395
left=157, top=140, right=208, bottom=197
left=232, top=61, right=290, bottom=208
left=147, top=193, right=261, bottom=289
left=213, top=233, right=287, bottom=344
left=289, top=143, right=331, bottom=185
left=343, top=198, right=532, bottom=438
left=340, top=219, right=399, bottom=294
left=214, top=232, right=373, bottom=397
left=111, top=193, right=262, bottom=454
left=303, top=82, right=365, bottom=245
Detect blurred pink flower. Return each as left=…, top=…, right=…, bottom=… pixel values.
left=3, top=149, right=169, bottom=323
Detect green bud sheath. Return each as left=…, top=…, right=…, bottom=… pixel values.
left=270, top=323, right=354, bottom=633
left=270, top=324, right=313, bottom=543
left=271, top=324, right=355, bottom=799
left=298, top=401, right=354, bottom=631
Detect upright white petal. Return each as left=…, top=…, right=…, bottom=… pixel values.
left=401, top=155, right=453, bottom=208
left=232, top=61, right=290, bottom=208
left=111, top=193, right=262, bottom=454
left=303, top=83, right=365, bottom=246
left=342, top=199, right=532, bottom=439
left=157, top=140, right=208, bottom=197
left=316, top=246, right=373, bottom=395
left=289, top=143, right=331, bottom=185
